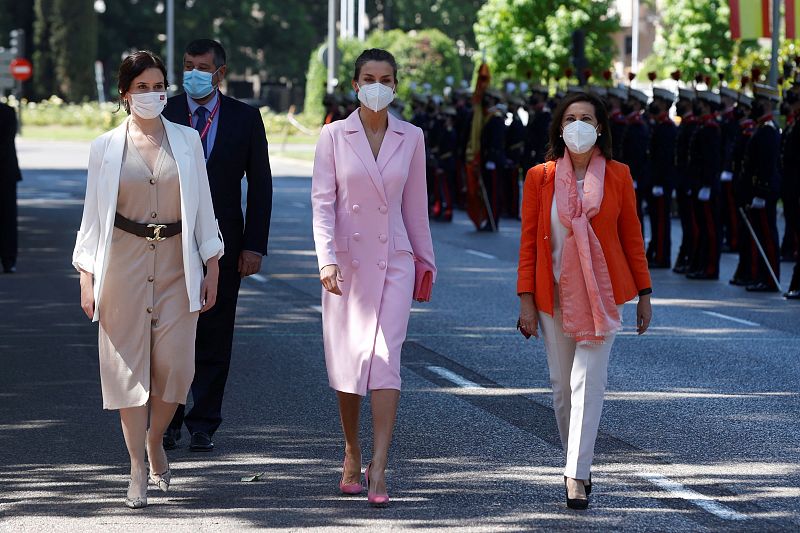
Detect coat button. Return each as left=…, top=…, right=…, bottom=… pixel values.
left=379, top=234, right=387, bottom=243
left=151, top=212, right=157, bottom=218
left=378, top=260, right=387, bottom=270
left=352, top=204, right=360, bottom=213
left=148, top=243, right=156, bottom=250
left=544, top=235, right=549, bottom=240
left=353, top=232, right=361, bottom=241
left=146, top=307, right=153, bottom=314
left=149, top=178, right=156, bottom=185
left=147, top=275, right=154, bottom=282
left=379, top=205, right=388, bottom=214
left=351, top=259, right=360, bottom=269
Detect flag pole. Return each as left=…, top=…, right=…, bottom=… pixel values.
left=769, top=0, right=781, bottom=86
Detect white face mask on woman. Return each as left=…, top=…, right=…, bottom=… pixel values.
left=562, top=120, right=598, bottom=154
left=128, top=91, right=167, bottom=120
left=357, top=82, right=395, bottom=112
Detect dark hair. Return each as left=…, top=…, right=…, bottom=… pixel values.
left=117, top=50, right=168, bottom=114
left=545, top=91, right=613, bottom=161
left=185, top=39, right=227, bottom=68
left=353, top=48, right=398, bottom=82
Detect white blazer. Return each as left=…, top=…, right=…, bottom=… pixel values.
left=72, top=116, right=224, bottom=321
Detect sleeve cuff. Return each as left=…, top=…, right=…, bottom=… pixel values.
left=199, top=237, right=224, bottom=264
left=638, top=288, right=653, bottom=296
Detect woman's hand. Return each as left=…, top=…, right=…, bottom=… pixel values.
left=518, top=293, right=539, bottom=339
left=636, top=293, right=652, bottom=335
left=320, top=264, right=343, bottom=296
left=79, top=270, right=95, bottom=319
left=200, top=256, right=219, bottom=313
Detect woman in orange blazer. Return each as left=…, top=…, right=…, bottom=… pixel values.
left=517, top=91, right=652, bottom=509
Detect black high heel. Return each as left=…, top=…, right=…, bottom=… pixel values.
left=564, top=477, right=589, bottom=510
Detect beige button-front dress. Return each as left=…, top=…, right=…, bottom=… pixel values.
left=98, top=134, right=197, bottom=410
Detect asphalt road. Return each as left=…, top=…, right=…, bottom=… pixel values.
left=1, top=140, right=798, bottom=532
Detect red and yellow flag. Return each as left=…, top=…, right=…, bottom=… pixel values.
left=729, top=0, right=771, bottom=40
left=787, top=0, right=800, bottom=39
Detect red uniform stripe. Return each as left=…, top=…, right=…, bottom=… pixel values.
left=730, top=0, right=742, bottom=39
left=762, top=0, right=772, bottom=38
left=788, top=0, right=797, bottom=40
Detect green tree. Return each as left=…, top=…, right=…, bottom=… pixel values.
left=474, top=0, right=619, bottom=85
left=371, top=0, right=485, bottom=49
left=32, top=0, right=56, bottom=99
left=643, top=0, right=734, bottom=82
left=50, top=0, right=98, bottom=101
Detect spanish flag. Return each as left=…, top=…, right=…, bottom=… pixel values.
left=787, top=0, right=800, bottom=39
left=729, top=0, right=771, bottom=40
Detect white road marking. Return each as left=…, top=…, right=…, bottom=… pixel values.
left=426, top=366, right=482, bottom=389
left=249, top=274, right=268, bottom=283
left=465, top=249, right=497, bottom=260
left=290, top=201, right=306, bottom=208
left=701, top=311, right=760, bottom=327
left=311, top=305, right=323, bottom=314
left=640, top=473, right=749, bottom=521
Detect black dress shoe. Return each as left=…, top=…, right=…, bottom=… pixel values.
left=686, top=271, right=719, bottom=280
left=729, top=277, right=752, bottom=286
left=564, top=477, right=589, bottom=510
left=648, top=261, right=671, bottom=269
left=784, top=289, right=800, bottom=299
left=672, top=263, right=690, bottom=274
left=1, top=258, right=16, bottom=273
left=746, top=282, right=779, bottom=292
left=189, top=432, right=214, bottom=452
left=163, top=428, right=181, bottom=450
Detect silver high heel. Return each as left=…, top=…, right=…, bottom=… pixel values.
left=149, top=468, right=171, bottom=493
left=125, top=472, right=148, bottom=509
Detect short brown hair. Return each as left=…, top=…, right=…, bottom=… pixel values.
left=117, top=50, right=168, bottom=113
left=545, top=91, right=613, bottom=161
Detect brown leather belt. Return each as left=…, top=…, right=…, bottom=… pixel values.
left=114, top=213, right=181, bottom=241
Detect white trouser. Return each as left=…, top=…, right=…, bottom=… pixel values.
left=538, top=291, right=621, bottom=480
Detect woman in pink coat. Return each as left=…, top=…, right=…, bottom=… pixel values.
left=311, top=48, right=436, bottom=507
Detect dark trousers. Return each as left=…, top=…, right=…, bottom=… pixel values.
left=689, top=195, right=721, bottom=277
left=635, top=186, right=647, bottom=237
left=170, top=263, right=242, bottom=436
left=720, top=181, right=738, bottom=251
left=647, top=188, right=672, bottom=266
left=481, top=167, right=501, bottom=229
left=0, top=179, right=17, bottom=268
left=750, top=202, right=781, bottom=288
left=502, top=164, right=521, bottom=219
left=733, top=207, right=759, bottom=284
left=674, top=187, right=696, bottom=270
left=781, top=192, right=799, bottom=261
left=432, top=158, right=456, bottom=218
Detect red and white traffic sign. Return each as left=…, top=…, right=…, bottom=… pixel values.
left=9, top=58, right=32, bottom=81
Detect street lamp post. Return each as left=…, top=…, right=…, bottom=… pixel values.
left=328, top=0, right=336, bottom=93
left=167, top=0, right=175, bottom=94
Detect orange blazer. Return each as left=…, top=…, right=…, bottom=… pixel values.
left=517, top=160, right=652, bottom=315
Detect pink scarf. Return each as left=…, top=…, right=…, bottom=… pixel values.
left=554, top=150, right=621, bottom=345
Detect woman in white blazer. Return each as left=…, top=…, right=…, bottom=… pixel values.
left=72, top=51, right=223, bottom=509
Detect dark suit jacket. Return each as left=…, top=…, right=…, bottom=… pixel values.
left=0, top=104, right=21, bottom=183
left=163, top=92, right=272, bottom=265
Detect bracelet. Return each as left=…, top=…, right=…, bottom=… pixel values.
left=638, top=288, right=653, bottom=296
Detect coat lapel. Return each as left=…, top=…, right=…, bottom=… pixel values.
left=101, top=120, right=128, bottom=240
left=376, top=113, right=405, bottom=174
left=205, top=93, right=230, bottom=168
left=343, top=110, right=387, bottom=203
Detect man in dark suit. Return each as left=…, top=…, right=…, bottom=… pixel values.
left=0, top=103, right=21, bottom=273
left=647, top=88, right=678, bottom=268
left=162, top=39, right=272, bottom=451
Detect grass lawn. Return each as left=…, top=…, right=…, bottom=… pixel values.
left=270, top=150, right=315, bottom=162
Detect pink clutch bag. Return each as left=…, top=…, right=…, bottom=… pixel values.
left=414, top=260, right=433, bottom=302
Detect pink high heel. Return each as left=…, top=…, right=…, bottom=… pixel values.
left=365, top=462, right=389, bottom=507
left=338, top=456, right=363, bottom=495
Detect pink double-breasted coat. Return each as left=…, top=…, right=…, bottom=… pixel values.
left=312, top=109, right=436, bottom=395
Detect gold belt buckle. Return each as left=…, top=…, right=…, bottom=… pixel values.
left=146, top=223, right=167, bottom=241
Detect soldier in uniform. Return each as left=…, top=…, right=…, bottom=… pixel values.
left=673, top=88, right=701, bottom=273
left=781, top=86, right=800, bottom=264
left=524, top=86, right=551, bottom=171
left=0, top=102, right=21, bottom=273
left=730, top=93, right=758, bottom=286
left=782, top=81, right=800, bottom=298
left=433, top=106, right=458, bottom=222
left=647, top=88, right=678, bottom=268
left=621, top=88, right=651, bottom=235
left=453, top=88, right=473, bottom=208
left=607, top=86, right=628, bottom=162
left=479, top=89, right=507, bottom=231
left=686, top=90, right=722, bottom=280
left=504, top=96, right=526, bottom=218
left=741, top=84, right=782, bottom=292
left=718, top=86, right=741, bottom=253
left=322, top=93, right=344, bottom=125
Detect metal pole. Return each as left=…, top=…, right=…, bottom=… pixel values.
left=348, top=0, right=355, bottom=38
left=631, top=0, right=639, bottom=85
left=340, top=0, right=348, bottom=38
left=357, top=0, right=366, bottom=41
left=768, top=0, right=781, bottom=86
left=327, top=0, right=336, bottom=93
left=167, top=0, right=175, bottom=93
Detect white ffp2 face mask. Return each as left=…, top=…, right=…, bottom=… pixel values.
left=562, top=120, right=598, bottom=154
left=357, top=82, right=395, bottom=112
left=128, top=91, right=167, bottom=120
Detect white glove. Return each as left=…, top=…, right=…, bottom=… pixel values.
left=633, top=180, right=638, bottom=190
left=720, top=171, right=733, bottom=182
left=485, top=161, right=496, bottom=170
left=651, top=186, right=664, bottom=197
left=697, top=187, right=711, bottom=201
left=750, top=196, right=766, bottom=209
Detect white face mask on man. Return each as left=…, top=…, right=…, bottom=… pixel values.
left=562, top=120, right=599, bottom=154
left=357, top=82, right=395, bottom=112
left=128, top=91, right=167, bottom=120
